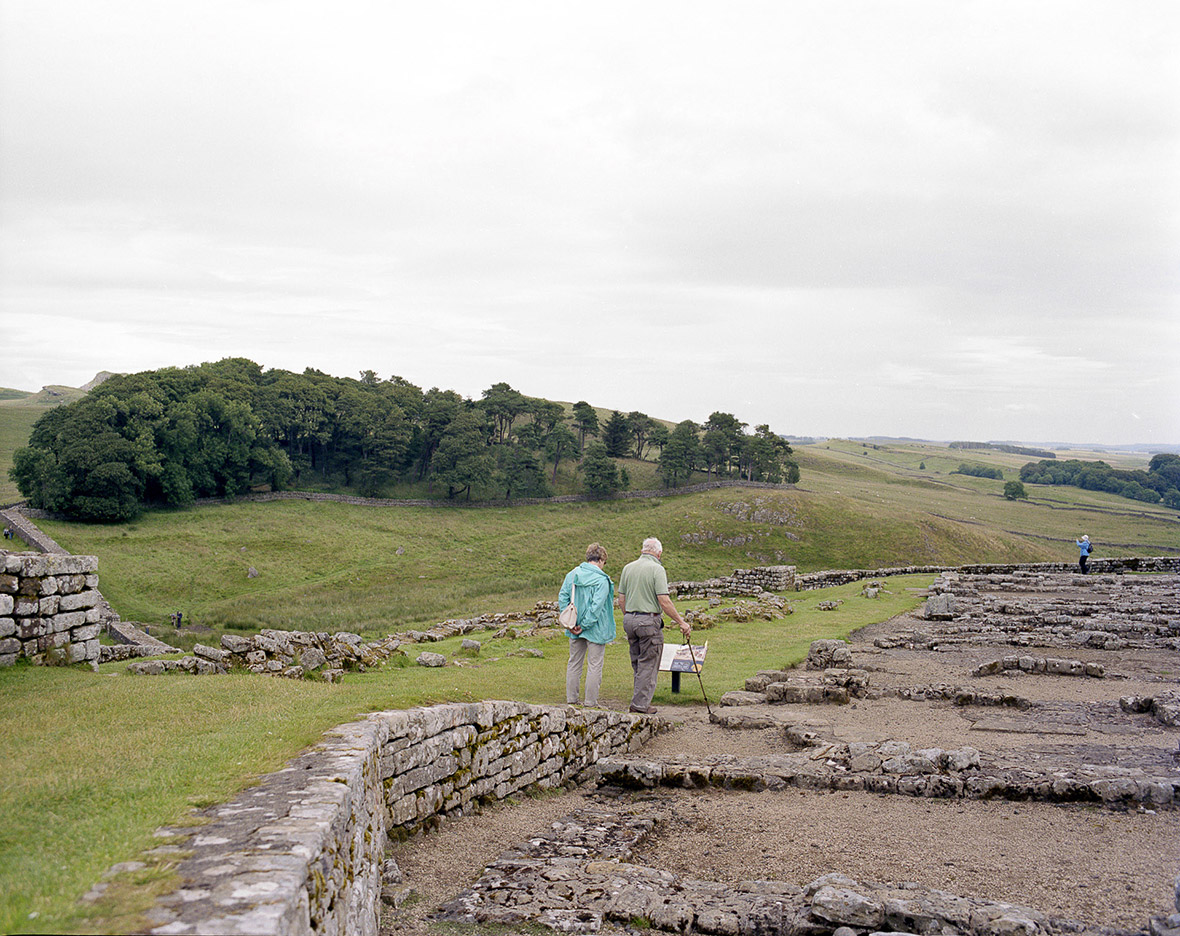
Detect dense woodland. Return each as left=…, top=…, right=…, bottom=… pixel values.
left=9, top=359, right=799, bottom=521
left=1019, top=455, right=1180, bottom=508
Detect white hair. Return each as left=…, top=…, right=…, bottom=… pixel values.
left=1082, top=535, right=1089, bottom=541
left=641, top=537, right=663, bottom=555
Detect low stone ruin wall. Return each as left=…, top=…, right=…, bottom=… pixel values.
left=138, top=700, right=662, bottom=936
left=797, top=557, right=1180, bottom=590
left=676, top=558, right=1180, bottom=599
left=0, top=554, right=103, bottom=667
left=671, top=565, right=796, bottom=598
left=0, top=507, right=69, bottom=554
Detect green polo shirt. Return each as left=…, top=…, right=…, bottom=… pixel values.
left=618, top=553, right=668, bottom=614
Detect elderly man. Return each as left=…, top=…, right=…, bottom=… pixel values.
left=617, top=537, right=691, bottom=714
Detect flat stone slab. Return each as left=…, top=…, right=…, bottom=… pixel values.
left=967, top=716, right=1087, bottom=736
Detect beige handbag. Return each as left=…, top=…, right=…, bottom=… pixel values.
left=558, top=583, right=578, bottom=630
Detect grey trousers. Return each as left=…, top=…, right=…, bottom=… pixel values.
left=623, top=613, right=663, bottom=710
left=566, top=638, right=606, bottom=705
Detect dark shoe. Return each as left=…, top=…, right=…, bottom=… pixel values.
left=629, top=705, right=658, bottom=715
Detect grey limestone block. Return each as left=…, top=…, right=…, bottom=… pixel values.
left=0, top=594, right=12, bottom=615
left=221, top=633, right=254, bottom=654
left=39, top=596, right=60, bottom=616
left=54, top=610, right=87, bottom=631
left=13, top=595, right=39, bottom=617
left=44, top=555, right=98, bottom=575
left=58, top=590, right=100, bottom=612
left=56, top=573, right=87, bottom=595
left=71, top=623, right=101, bottom=642
left=15, top=556, right=51, bottom=577
left=66, top=641, right=91, bottom=664
left=194, top=643, right=229, bottom=664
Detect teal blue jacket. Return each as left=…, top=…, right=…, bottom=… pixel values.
left=557, top=563, right=617, bottom=645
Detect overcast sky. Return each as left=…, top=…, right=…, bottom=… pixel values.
left=1, top=2, right=1177, bottom=445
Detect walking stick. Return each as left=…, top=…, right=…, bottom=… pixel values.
left=683, top=631, right=712, bottom=716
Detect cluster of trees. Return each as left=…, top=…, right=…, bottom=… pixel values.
left=652, top=414, right=799, bottom=488
left=950, top=441, right=1056, bottom=459
left=9, top=359, right=800, bottom=521
left=952, top=463, right=1005, bottom=480
left=1019, top=455, right=1180, bottom=508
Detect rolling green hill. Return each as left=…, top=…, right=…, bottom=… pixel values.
left=25, top=437, right=1178, bottom=643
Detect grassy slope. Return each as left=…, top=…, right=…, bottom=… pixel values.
left=1, top=577, right=931, bottom=933
left=24, top=441, right=1179, bottom=648
left=0, top=406, right=43, bottom=503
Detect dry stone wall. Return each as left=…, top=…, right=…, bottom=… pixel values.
left=675, top=559, right=1180, bottom=599
left=0, top=553, right=103, bottom=667
left=134, top=701, right=663, bottom=936
left=671, top=565, right=796, bottom=598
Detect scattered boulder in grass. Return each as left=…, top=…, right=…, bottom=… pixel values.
left=417, top=652, right=446, bottom=668
left=247, top=567, right=258, bottom=579
left=460, top=639, right=481, bottom=653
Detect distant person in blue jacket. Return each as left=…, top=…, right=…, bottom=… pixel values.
left=558, top=543, right=616, bottom=707
left=1076, top=535, right=1093, bottom=574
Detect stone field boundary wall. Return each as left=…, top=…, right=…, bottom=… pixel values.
left=0, top=553, right=103, bottom=666
left=136, top=701, right=661, bottom=936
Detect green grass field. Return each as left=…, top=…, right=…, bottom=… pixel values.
left=0, top=406, right=42, bottom=503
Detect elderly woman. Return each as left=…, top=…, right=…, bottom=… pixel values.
left=1076, top=535, right=1093, bottom=574
left=557, top=543, right=616, bottom=707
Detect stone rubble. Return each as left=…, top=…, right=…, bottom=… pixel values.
left=128, top=628, right=406, bottom=680
left=882, top=572, right=1180, bottom=654
left=592, top=735, right=1177, bottom=809
left=972, top=655, right=1106, bottom=678
left=1122, top=691, right=1180, bottom=727
left=432, top=805, right=1088, bottom=936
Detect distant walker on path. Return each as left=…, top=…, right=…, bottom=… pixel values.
left=617, top=537, right=691, bottom=715
left=1076, top=535, right=1093, bottom=574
